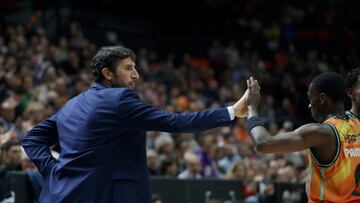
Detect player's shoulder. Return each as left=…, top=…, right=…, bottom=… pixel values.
left=297, top=122, right=333, bottom=136
left=325, top=114, right=350, bottom=122
left=323, top=114, right=351, bottom=129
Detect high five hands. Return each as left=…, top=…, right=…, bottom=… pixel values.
left=232, top=77, right=261, bottom=118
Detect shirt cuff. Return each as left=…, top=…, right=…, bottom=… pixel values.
left=227, top=106, right=235, bottom=120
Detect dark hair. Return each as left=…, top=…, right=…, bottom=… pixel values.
left=311, top=72, right=347, bottom=103
left=345, top=67, right=360, bottom=89
left=2, top=140, right=20, bottom=152
left=160, top=159, right=177, bottom=175
left=91, top=46, right=136, bottom=82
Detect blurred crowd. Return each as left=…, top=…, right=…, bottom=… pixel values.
left=0, top=6, right=358, bottom=201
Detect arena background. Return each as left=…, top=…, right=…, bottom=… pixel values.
left=0, top=0, right=359, bottom=202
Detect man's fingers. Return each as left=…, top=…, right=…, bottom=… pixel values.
left=248, top=77, right=261, bottom=93
left=254, top=80, right=260, bottom=90
left=250, top=77, right=255, bottom=86
left=250, top=77, right=256, bottom=92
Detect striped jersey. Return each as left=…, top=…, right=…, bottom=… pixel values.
left=307, top=111, right=360, bottom=203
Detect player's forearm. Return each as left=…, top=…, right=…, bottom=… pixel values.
left=247, top=107, right=273, bottom=153
left=249, top=126, right=275, bottom=153
left=247, top=106, right=258, bottom=118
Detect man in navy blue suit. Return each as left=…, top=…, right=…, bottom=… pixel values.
left=22, top=46, right=248, bottom=203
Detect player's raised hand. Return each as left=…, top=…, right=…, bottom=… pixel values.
left=247, top=77, right=261, bottom=111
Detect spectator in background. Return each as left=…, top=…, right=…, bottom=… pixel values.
left=155, top=133, right=175, bottom=164
left=0, top=100, right=16, bottom=132
left=174, top=138, right=190, bottom=171
left=0, top=125, right=17, bottom=146
left=277, top=165, right=297, bottom=183
left=159, top=159, right=178, bottom=178
left=48, top=78, right=69, bottom=110
left=280, top=120, right=294, bottom=133
left=178, top=152, right=203, bottom=179
left=0, top=141, right=22, bottom=171
left=147, top=149, right=159, bottom=176
left=0, top=141, right=23, bottom=202
left=226, top=162, right=261, bottom=202
left=218, top=144, right=241, bottom=173
left=243, top=181, right=259, bottom=203
left=225, top=162, right=249, bottom=181
left=196, top=135, right=219, bottom=178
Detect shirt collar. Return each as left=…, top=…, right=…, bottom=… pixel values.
left=92, top=82, right=111, bottom=90
left=325, top=114, right=338, bottom=119
left=346, top=111, right=360, bottom=120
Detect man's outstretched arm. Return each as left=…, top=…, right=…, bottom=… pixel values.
left=116, top=88, right=249, bottom=133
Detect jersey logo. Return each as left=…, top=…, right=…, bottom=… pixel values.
left=344, top=134, right=360, bottom=144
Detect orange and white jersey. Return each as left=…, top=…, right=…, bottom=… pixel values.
left=307, top=111, right=360, bottom=203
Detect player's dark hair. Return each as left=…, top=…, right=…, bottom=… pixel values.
left=311, top=72, right=347, bottom=102
left=345, top=67, right=360, bottom=89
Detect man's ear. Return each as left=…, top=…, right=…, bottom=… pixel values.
left=348, top=88, right=353, bottom=100
left=320, top=93, right=326, bottom=104
left=101, top=68, right=112, bottom=80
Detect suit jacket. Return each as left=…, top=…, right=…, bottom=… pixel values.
left=22, top=82, right=233, bottom=203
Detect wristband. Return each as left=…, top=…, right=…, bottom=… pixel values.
left=247, top=116, right=264, bottom=132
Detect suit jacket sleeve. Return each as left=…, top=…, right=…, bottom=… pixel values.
left=118, top=89, right=233, bottom=132
left=22, top=114, right=59, bottom=176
